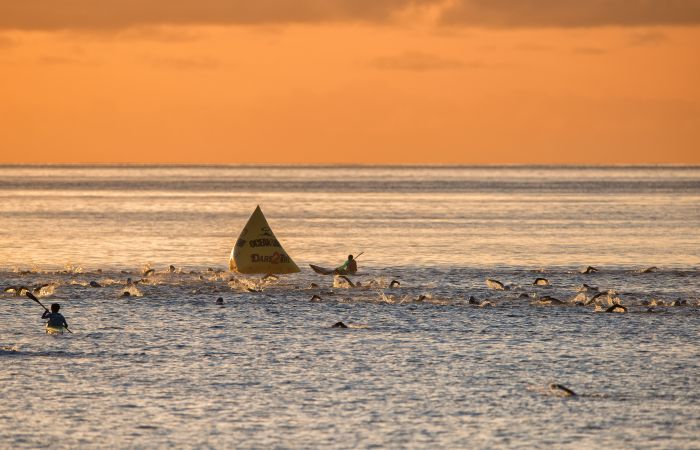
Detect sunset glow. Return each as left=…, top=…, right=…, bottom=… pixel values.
left=1, top=1, right=698, bottom=164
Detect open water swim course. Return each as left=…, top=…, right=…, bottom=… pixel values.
left=1, top=165, right=699, bottom=449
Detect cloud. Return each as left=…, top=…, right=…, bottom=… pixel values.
left=628, top=30, right=668, bottom=46
left=515, top=43, right=555, bottom=52
left=37, top=54, right=102, bottom=66
left=144, top=55, right=221, bottom=70
left=440, top=1, right=700, bottom=27
left=0, top=0, right=433, bottom=30
left=1, top=1, right=700, bottom=30
left=572, top=47, right=607, bottom=55
left=369, top=51, right=467, bottom=71
left=117, top=26, right=205, bottom=43
left=0, top=34, right=17, bottom=47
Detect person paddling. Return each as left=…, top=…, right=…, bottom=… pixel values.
left=335, top=254, right=358, bottom=275
left=42, top=303, right=69, bottom=333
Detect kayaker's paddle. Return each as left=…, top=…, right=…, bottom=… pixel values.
left=26, top=291, right=49, bottom=311
left=26, top=292, right=72, bottom=333
left=354, top=252, right=364, bottom=259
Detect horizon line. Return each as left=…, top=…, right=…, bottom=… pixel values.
left=1, top=162, right=699, bottom=168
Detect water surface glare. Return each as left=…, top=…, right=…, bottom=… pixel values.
left=1, top=165, right=699, bottom=449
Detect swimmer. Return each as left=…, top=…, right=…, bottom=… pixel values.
left=533, top=278, right=550, bottom=286
left=389, top=280, right=401, bottom=288
left=578, top=284, right=598, bottom=292
left=337, top=275, right=355, bottom=287
left=485, top=279, right=506, bottom=290
left=605, top=304, right=627, bottom=313
left=331, top=321, right=348, bottom=328
left=549, top=384, right=577, bottom=397
left=587, top=291, right=608, bottom=305
left=670, top=299, right=687, bottom=307
left=581, top=266, right=599, bottom=274
left=32, top=284, right=51, bottom=295
left=216, top=297, right=224, bottom=304
left=4, top=286, right=28, bottom=296
left=536, top=296, right=565, bottom=305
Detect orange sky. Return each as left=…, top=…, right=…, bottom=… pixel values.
left=1, top=1, right=699, bottom=164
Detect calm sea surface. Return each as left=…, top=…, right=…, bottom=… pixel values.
left=1, top=165, right=699, bottom=449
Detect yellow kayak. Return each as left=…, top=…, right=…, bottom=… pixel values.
left=45, top=325, right=65, bottom=335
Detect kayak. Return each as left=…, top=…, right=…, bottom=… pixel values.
left=309, top=264, right=335, bottom=275
left=309, top=264, right=357, bottom=276
left=45, top=325, right=65, bottom=335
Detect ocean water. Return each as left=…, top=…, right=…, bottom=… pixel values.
left=1, top=165, right=699, bottom=449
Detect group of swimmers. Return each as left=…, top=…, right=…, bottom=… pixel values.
left=40, top=254, right=359, bottom=334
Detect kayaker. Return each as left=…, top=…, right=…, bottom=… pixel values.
left=42, top=303, right=69, bottom=331
left=335, top=254, right=357, bottom=275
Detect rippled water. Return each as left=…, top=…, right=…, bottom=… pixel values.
left=1, top=166, right=699, bottom=449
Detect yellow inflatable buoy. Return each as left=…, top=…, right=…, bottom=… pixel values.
left=229, top=206, right=300, bottom=275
